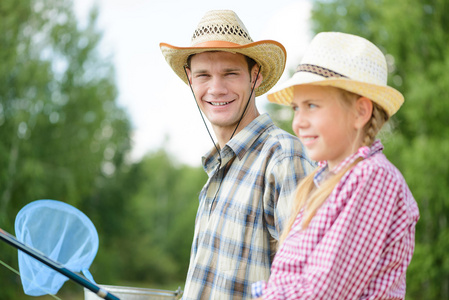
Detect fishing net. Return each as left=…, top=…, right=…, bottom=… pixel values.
left=14, top=199, right=99, bottom=296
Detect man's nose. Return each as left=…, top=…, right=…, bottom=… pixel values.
left=208, top=77, right=228, bottom=95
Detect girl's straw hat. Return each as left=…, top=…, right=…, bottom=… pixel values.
left=267, top=32, right=404, bottom=117
left=160, top=10, right=286, bottom=97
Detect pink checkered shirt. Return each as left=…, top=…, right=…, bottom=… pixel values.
left=256, top=140, right=419, bottom=299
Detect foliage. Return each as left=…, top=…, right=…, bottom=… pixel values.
left=86, top=149, right=206, bottom=287
left=2, top=0, right=447, bottom=299
left=0, top=0, right=131, bottom=297
left=308, top=0, right=449, bottom=298
left=0, top=1, right=207, bottom=298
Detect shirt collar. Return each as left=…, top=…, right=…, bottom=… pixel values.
left=314, top=140, right=384, bottom=186
left=202, top=113, right=274, bottom=174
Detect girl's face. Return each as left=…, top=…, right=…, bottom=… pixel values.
left=291, top=85, right=362, bottom=170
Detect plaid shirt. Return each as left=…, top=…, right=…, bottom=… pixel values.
left=182, top=114, right=313, bottom=300
left=255, top=140, right=420, bottom=299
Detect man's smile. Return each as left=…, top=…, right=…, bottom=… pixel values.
left=208, top=101, right=233, bottom=106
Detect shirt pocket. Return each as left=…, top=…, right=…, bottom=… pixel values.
left=217, top=206, right=257, bottom=273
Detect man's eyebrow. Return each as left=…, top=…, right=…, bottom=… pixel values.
left=223, top=67, right=243, bottom=73
left=192, top=69, right=209, bottom=75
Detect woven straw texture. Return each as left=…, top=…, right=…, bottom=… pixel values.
left=160, top=10, right=286, bottom=96
left=267, top=32, right=404, bottom=117
left=191, top=10, right=253, bottom=45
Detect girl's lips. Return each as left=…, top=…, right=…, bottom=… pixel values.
left=300, top=135, right=318, bottom=146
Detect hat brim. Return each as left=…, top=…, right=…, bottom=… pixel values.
left=267, top=71, right=404, bottom=117
left=160, top=40, right=286, bottom=97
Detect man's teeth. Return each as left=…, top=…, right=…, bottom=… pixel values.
left=210, top=102, right=230, bottom=106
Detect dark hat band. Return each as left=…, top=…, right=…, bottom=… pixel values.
left=192, top=24, right=253, bottom=43
left=296, top=64, right=348, bottom=79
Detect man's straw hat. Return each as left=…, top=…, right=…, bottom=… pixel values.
left=160, top=10, right=286, bottom=97
left=267, top=32, right=404, bottom=117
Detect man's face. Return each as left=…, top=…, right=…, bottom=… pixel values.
left=186, top=52, right=261, bottom=135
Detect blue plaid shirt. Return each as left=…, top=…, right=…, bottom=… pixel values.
left=182, top=114, right=314, bottom=299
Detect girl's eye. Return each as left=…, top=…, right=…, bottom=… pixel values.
left=308, top=103, right=317, bottom=109
left=291, top=105, right=299, bottom=112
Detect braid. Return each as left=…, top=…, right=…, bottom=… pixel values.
left=363, top=103, right=389, bottom=147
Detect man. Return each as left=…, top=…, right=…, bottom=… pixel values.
left=160, top=10, right=313, bottom=299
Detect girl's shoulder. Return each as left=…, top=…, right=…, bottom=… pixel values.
left=352, top=151, right=404, bottom=181
left=337, top=152, right=411, bottom=200
left=340, top=151, right=419, bottom=222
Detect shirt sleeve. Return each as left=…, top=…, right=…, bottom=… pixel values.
left=263, top=165, right=417, bottom=299
left=251, top=280, right=267, bottom=298
left=263, top=153, right=311, bottom=241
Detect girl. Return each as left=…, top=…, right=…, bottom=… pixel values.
left=252, top=32, right=419, bottom=299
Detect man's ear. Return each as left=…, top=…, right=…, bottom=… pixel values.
left=354, top=97, right=373, bottom=129
left=251, top=65, right=263, bottom=89
left=185, top=67, right=193, bottom=85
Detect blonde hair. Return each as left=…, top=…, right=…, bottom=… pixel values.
left=280, top=88, right=389, bottom=243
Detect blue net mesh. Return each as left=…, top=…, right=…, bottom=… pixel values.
left=14, top=199, right=99, bottom=296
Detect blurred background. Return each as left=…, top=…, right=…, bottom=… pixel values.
left=0, top=0, right=448, bottom=299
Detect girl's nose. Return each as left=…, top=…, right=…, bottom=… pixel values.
left=292, top=111, right=308, bottom=135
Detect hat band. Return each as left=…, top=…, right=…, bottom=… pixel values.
left=192, top=23, right=252, bottom=41
left=296, top=64, right=348, bottom=79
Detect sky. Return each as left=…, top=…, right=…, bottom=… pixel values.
left=73, top=0, right=313, bottom=166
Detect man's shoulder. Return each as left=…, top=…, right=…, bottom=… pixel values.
left=239, top=114, right=310, bottom=163
left=262, top=123, right=303, bottom=151
left=253, top=124, right=314, bottom=171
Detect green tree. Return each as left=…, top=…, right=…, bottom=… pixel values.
left=0, top=0, right=131, bottom=298
left=310, top=0, right=449, bottom=298
left=85, top=149, right=206, bottom=289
